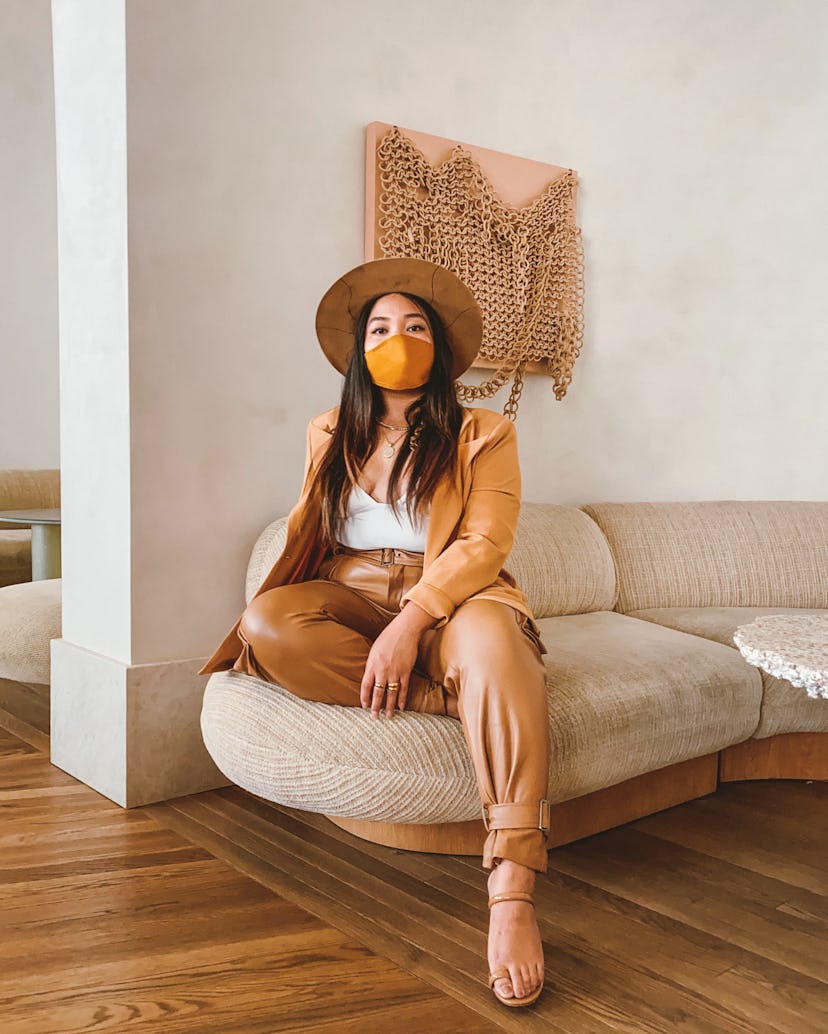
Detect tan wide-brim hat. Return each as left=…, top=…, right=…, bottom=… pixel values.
left=315, top=257, right=483, bottom=380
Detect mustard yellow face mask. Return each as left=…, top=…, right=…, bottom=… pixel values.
left=364, top=333, right=435, bottom=390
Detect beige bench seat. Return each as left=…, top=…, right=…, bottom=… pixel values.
left=199, top=499, right=826, bottom=852
left=535, top=611, right=763, bottom=801
left=0, top=578, right=62, bottom=684
left=629, top=606, right=828, bottom=737
left=201, top=608, right=763, bottom=827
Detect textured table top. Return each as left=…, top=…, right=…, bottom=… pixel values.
left=733, top=613, right=828, bottom=700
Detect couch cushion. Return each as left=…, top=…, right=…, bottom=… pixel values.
left=0, top=531, right=32, bottom=588
left=0, top=578, right=62, bottom=683
left=582, top=501, right=828, bottom=613
left=630, top=606, right=828, bottom=738
left=200, top=611, right=763, bottom=824
left=246, top=519, right=288, bottom=602
left=506, top=503, right=616, bottom=617
left=202, top=670, right=481, bottom=823
left=628, top=606, right=826, bottom=648
left=535, top=611, right=763, bottom=800
left=244, top=503, right=618, bottom=618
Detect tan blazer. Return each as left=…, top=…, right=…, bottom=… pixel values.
left=198, top=405, right=535, bottom=675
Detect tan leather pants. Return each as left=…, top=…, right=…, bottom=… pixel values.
left=233, top=546, right=551, bottom=873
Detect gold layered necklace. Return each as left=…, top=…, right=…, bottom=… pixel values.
left=378, top=419, right=408, bottom=458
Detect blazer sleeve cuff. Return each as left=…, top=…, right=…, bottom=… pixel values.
left=400, top=581, right=456, bottom=628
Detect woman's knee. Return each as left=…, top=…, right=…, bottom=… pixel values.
left=238, top=585, right=318, bottom=661
left=437, top=601, right=547, bottom=707
left=444, top=601, right=530, bottom=667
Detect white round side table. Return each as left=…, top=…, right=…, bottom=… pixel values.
left=0, top=508, right=62, bottom=580
left=733, top=614, right=828, bottom=701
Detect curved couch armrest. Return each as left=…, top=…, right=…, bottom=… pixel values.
left=245, top=516, right=289, bottom=604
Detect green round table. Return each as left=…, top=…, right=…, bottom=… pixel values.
left=0, top=508, right=61, bottom=580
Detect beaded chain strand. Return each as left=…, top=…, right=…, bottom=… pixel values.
left=375, top=126, right=585, bottom=418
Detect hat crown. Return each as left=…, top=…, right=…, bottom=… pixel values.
left=315, top=258, right=482, bottom=379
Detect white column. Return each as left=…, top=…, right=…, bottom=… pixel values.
left=50, top=0, right=225, bottom=806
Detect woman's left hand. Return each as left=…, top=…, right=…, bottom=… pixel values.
left=360, top=603, right=436, bottom=718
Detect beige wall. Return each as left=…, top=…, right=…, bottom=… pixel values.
left=19, top=0, right=828, bottom=656
left=118, top=0, right=828, bottom=651
left=41, top=0, right=828, bottom=806
left=0, top=0, right=58, bottom=469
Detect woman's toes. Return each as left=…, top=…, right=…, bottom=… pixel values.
left=495, top=976, right=514, bottom=998
left=526, top=964, right=537, bottom=994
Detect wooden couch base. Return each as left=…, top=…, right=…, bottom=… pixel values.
left=0, top=677, right=49, bottom=735
left=328, top=732, right=827, bottom=856
left=327, top=752, right=719, bottom=855
left=719, top=731, right=828, bottom=781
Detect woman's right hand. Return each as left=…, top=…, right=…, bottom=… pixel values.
left=360, top=601, right=437, bottom=718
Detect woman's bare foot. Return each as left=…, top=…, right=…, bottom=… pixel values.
left=486, top=858, right=544, bottom=1002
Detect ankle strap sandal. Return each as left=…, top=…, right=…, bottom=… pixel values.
left=487, top=891, right=534, bottom=908
left=486, top=892, right=544, bottom=1008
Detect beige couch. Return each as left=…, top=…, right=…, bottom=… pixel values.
left=200, top=500, right=828, bottom=854
left=0, top=469, right=60, bottom=588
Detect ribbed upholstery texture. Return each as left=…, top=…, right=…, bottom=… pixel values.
left=202, top=671, right=481, bottom=822
left=200, top=610, right=763, bottom=820
left=506, top=502, right=616, bottom=617
left=583, top=501, right=828, bottom=613
left=0, top=578, right=62, bottom=683
left=630, top=606, right=828, bottom=737
left=244, top=502, right=616, bottom=618
left=536, top=612, right=762, bottom=799
left=200, top=500, right=824, bottom=829
left=245, top=519, right=288, bottom=603
left=629, top=606, right=826, bottom=649
left=752, top=673, right=828, bottom=738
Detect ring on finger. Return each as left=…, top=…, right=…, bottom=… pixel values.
left=386, top=685, right=399, bottom=693
left=373, top=683, right=386, bottom=691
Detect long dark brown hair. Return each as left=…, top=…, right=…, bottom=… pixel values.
left=312, top=292, right=464, bottom=548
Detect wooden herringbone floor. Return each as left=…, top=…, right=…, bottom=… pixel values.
left=0, top=705, right=825, bottom=1033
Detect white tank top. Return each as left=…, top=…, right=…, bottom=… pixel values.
left=338, top=484, right=428, bottom=552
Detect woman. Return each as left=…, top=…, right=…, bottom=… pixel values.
left=198, top=257, right=551, bottom=1008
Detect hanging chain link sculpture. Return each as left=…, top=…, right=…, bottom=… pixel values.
left=375, top=126, right=585, bottom=418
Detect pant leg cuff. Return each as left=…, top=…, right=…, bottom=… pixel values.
left=483, top=828, right=548, bottom=873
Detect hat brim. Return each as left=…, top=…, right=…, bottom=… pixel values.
left=315, top=258, right=482, bottom=380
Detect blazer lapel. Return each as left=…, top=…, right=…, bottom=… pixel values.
left=423, top=411, right=490, bottom=565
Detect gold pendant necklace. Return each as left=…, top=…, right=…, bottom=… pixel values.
left=378, top=419, right=409, bottom=459
left=381, top=430, right=407, bottom=458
